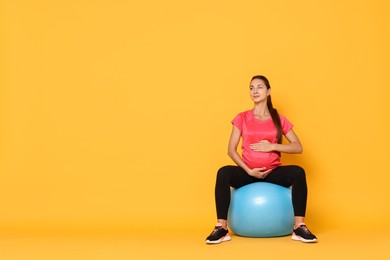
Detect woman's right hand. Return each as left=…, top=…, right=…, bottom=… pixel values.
left=247, top=167, right=272, bottom=179
left=227, top=125, right=272, bottom=179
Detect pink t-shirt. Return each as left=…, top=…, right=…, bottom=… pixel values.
left=232, top=110, right=293, bottom=170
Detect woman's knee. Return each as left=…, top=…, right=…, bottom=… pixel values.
left=216, top=166, right=233, bottom=183
left=291, top=165, right=306, bottom=180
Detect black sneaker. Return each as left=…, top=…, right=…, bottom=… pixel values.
left=292, top=224, right=317, bottom=243
left=205, top=225, right=231, bottom=244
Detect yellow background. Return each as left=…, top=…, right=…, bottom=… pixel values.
left=1, top=0, right=390, bottom=238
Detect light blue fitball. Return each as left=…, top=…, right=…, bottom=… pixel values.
left=228, top=182, right=294, bottom=237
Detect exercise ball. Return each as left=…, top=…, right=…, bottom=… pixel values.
left=228, top=182, right=294, bottom=237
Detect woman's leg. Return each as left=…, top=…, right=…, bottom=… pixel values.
left=206, top=165, right=258, bottom=244
left=215, top=165, right=258, bottom=225
left=264, top=165, right=317, bottom=242
left=264, top=165, right=308, bottom=222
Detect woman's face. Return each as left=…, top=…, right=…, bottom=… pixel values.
left=249, top=78, right=270, bottom=103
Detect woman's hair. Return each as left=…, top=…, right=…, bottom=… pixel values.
left=251, top=75, right=283, bottom=147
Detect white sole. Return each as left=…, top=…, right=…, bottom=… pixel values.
left=205, top=234, right=231, bottom=244
left=292, top=233, right=317, bottom=243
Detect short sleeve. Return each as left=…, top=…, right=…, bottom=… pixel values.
left=280, top=115, right=294, bottom=135
left=231, top=113, right=243, bottom=131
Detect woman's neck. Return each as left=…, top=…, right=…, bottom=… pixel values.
left=253, top=103, right=270, bottom=121
left=253, top=102, right=269, bottom=118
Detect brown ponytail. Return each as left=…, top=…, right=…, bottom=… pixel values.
left=267, top=95, right=282, bottom=142
left=251, top=75, right=283, bottom=155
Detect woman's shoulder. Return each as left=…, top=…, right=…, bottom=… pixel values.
left=278, top=113, right=294, bottom=126
left=235, top=109, right=253, bottom=119
left=278, top=113, right=287, bottom=120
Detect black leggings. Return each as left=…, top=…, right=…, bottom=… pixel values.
left=215, top=165, right=308, bottom=220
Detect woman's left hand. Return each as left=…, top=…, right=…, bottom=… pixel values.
left=250, top=140, right=275, bottom=152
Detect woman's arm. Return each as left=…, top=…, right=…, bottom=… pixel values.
left=249, top=129, right=303, bottom=154
left=228, top=125, right=272, bottom=178
left=228, top=125, right=251, bottom=173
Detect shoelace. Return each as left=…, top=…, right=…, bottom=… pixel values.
left=299, top=225, right=311, bottom=234
left=211, top=226, right=222, bottom=235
